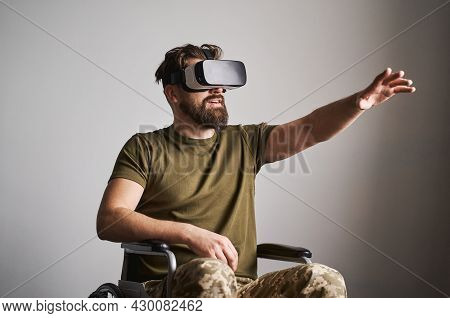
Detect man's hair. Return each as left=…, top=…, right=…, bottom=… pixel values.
left=155, top=44, right=223, bottom=87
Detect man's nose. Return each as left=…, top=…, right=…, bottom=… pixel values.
left=209, top=87, right=226, bottom=94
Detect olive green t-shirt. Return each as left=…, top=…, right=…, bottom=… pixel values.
left=108, top=123, right=277, bottom=281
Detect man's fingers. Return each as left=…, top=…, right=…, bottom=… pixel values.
left=374, top=67, right=392, bottom=84
left=228, top=244, right=239, bottom=269
left=389, top=78, right=412, bottom=87
left=222, top=245, right=238, bottom=271
left=214, top=248, right=229, bottom=266
left=227, top=242, right=239, bottom=259
left=393, top=86, right=416, bottom=93
left=223, top=237, right=238, bottom=263
left=382, top=70, right=405, bottom=85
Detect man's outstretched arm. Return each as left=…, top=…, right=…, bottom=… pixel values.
left=264, top=68, right=416, bottom=163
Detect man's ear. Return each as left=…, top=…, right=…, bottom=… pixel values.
left=164, top=85, right=179, bottom=105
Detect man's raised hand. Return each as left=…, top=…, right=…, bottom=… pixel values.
left=357, top=67, right=416, bottom=110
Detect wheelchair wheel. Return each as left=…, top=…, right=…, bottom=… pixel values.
left=89, top=283, right=123, bottom=298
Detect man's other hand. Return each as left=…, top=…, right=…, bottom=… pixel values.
left=183, top=225, right=239, bottom=272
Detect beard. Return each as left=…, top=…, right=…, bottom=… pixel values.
left=179, top=95, right=228, bottom=130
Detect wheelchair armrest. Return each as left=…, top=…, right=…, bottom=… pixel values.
left=121, top=240, right=171, bottom=255
left=257, top=243, right=312, bottom=263
left=121, top=240, right=177, bottom=297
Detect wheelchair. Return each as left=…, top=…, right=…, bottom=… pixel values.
left=89, top=240, right=312, bottom=298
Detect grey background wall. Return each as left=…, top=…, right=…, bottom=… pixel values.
left=1, top=0, right=449, bottom=297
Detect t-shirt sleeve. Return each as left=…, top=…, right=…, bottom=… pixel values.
left=108, top=134, right=151, bottom=188
left=242, top=122, right=278, bottom=174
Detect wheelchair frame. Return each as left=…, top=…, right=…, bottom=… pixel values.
left=90, top=240, right=312, bottom=298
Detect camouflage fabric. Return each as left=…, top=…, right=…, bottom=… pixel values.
left=237, top=263, right=347, bottom=297
left=143, top=258, right=347, bottom=298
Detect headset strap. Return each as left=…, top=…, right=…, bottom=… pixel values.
left=162, top=70, right=182, bottom=86
left=202, top=48, right=214, bottom=60
left=163, top=48, right=212, bottom=85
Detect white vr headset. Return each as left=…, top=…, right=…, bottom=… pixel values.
left=162, top=48, right=247, bottom=92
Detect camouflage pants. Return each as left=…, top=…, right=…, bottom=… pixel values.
left=144, top=258, right=347, bottom=298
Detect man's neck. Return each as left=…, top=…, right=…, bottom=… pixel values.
left=172, top=118, right=215, bottom=140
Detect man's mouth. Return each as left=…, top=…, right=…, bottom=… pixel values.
left=207, top=99, right=223, bottom=106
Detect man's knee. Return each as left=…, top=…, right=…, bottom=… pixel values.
left=172, top=258, right=237, bottom=298
left=300, top=263, right=347, bottom=298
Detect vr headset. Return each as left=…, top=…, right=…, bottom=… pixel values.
left=162, top=48, right=247, bottom=92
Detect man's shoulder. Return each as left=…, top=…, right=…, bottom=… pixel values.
left=134, top=126, right=168, bottom=142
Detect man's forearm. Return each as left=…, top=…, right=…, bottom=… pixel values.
left=309, top=91, right=365, bottom=143
left=97, top=207, right=191, bottom=244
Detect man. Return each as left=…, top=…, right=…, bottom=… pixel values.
left=96, top=44, right=415, bottom=297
